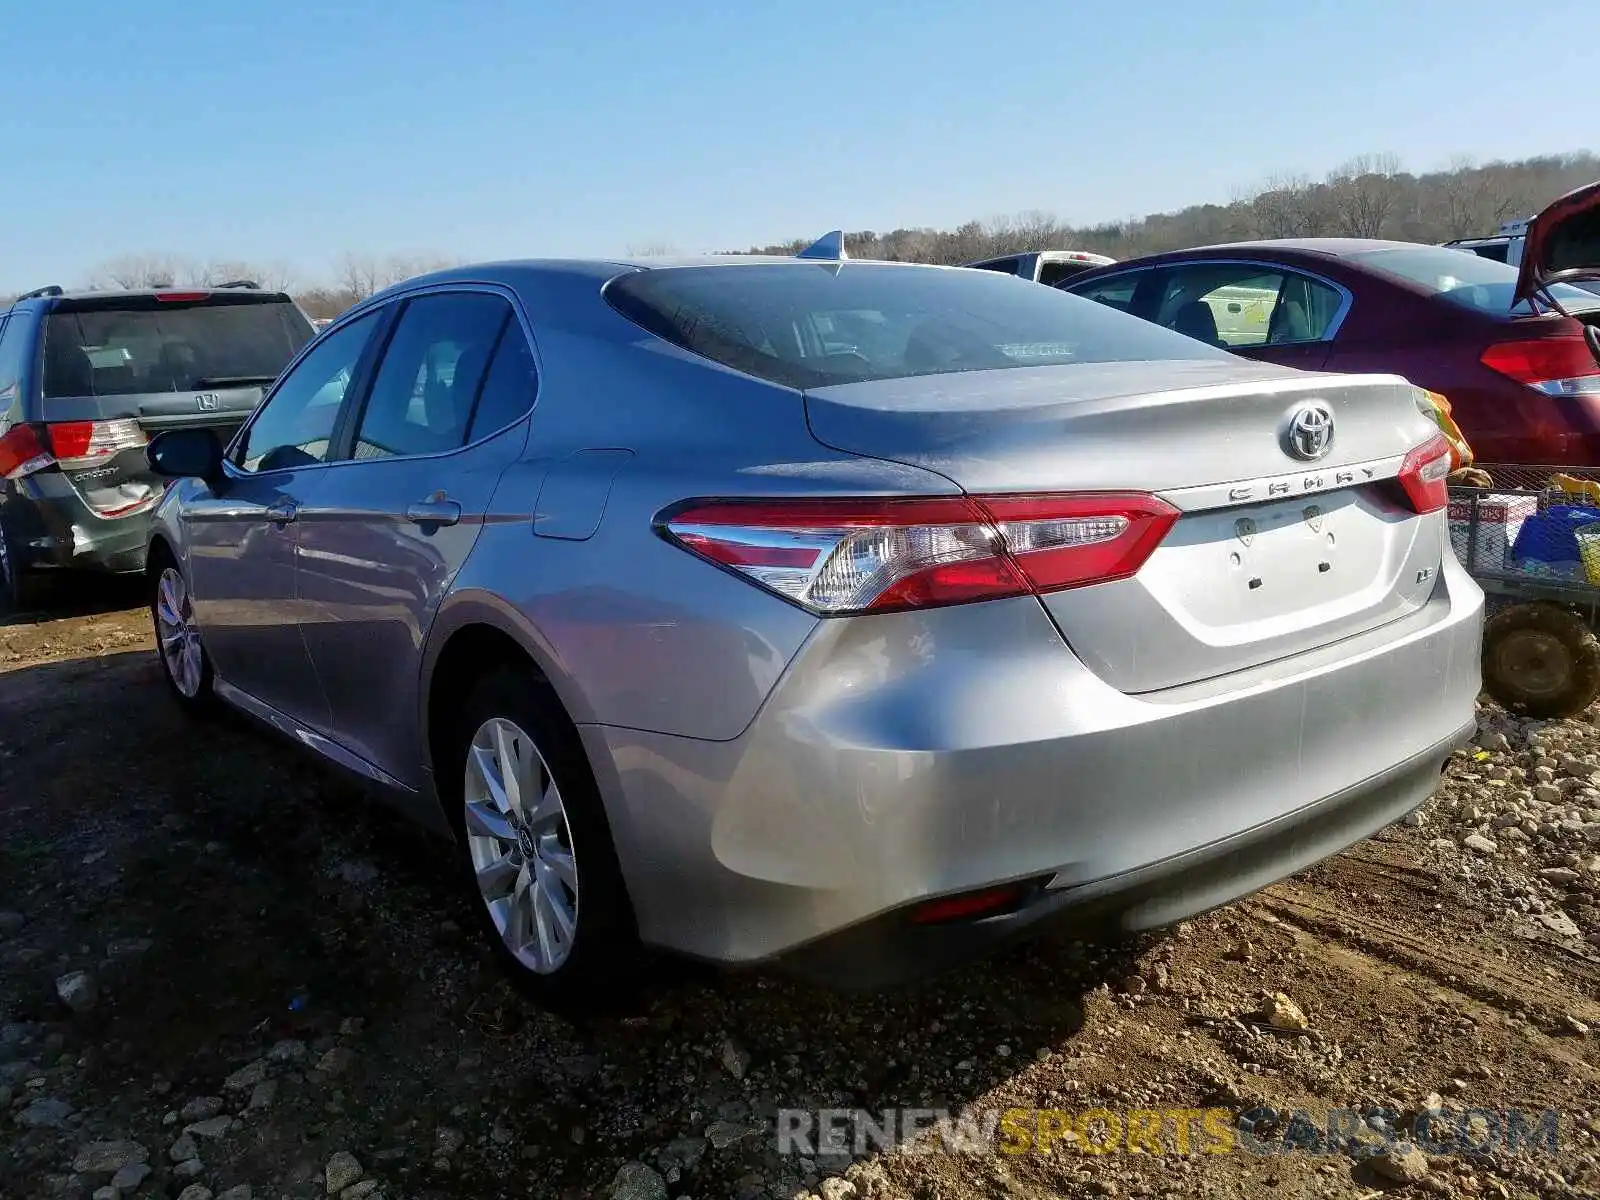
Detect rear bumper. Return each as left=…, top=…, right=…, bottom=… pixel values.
left=584, top=553, right=1484, bottom=978
left=779, top=718, right=1473, bottom=987
left=3, top=476, right=154, bottom=574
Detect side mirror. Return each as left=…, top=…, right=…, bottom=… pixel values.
left=147, top=428, right=225, bottom=484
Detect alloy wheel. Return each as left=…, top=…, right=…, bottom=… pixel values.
left=155, top=567, right=204, bottom=698
left=463, top=717, right=580, bottom=974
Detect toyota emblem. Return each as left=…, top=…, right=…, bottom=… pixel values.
left=1283, top=401, right=1334, bottom=461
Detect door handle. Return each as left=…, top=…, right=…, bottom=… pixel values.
left=264, top=499, right=298, bottom=526
left=406, top=497, right=462, bottom=527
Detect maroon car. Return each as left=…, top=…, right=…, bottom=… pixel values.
left=1060, top=195, right=1600, bottom=466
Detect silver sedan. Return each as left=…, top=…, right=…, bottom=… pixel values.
left=142, top=239, right=1483, bottom=1001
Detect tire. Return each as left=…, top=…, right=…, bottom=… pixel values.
left=150, top=558, right=215, bottom=709
left=0, top=527, right=50, bottom=614
left=444, top=666, right=640, bottom=1009
left=1482, top=601, right=1600, bottom=719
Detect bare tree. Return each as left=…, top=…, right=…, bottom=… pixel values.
left=1250, top=174, right=1328, bottom=238
left=186, top=259, right=297, bottom=292
left=334, top=252, right=461, bottom=301
left=90, top=254, right=184, bottom=290
left=1326, top=155, right=1403, bottom=238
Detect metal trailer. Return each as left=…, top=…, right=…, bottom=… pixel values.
left=1450, top=463, right=1600, bottom=718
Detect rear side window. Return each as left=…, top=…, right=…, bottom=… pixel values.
left=465, top=321, right=537, bottom=442
left=0, top=317, right=19, bottom=403
left=42, top=298, right=313, bottom=399
left=606, top=263, right=1224, bottom=390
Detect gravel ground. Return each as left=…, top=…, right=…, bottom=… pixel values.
left=2, top=594, right=1598, bottom=1200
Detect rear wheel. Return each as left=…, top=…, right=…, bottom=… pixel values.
left=0, top=527, right=50, bottom=614
left=151, top=562, right=214, bottom=708
left=1482, top=601, right=1600, bottom=719
left=446, top=667, right=639, bottom=1008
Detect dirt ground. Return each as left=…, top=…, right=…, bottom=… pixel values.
left=2, top=593, right=1598, bottom=1200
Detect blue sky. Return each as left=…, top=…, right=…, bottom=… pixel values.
left=4, top=0, right=1596, bottom=290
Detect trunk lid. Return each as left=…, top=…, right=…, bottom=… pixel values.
left=805, top=360, right=1444, bottom=693
left=1514, top=178, right=1600, bottom=307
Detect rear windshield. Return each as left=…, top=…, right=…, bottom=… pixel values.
left=42, top=298, right=313, bottom=398
left=605, top=262, right=1226, bottom=389
left=1349, top=246, right=1600, bottom=315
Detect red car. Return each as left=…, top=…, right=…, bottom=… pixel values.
left=1060, top=183, right=1600, bottom=466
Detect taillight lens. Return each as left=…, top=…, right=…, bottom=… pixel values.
left=660, top=493, right=1179, bottom=615
left=1480, top=336, right=1600, bottom=396
left=44, top=419, right=148, bottom=470
left=1396, top=433, right=1453, bottom=514
left=0, top=419, right=148, bottom=487
left=0, top=424, right=53, bottom=480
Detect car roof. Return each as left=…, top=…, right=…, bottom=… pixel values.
left=3, top=284, right=293, bottom=316
left=1170, top=237, right=1428, bottom=259
left=356, top=255, right=958, bottom=298
left=420, top=254, right=941, bottom=274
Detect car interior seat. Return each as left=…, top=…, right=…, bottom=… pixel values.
left=1267, top=298, right=1314, bottom=344
left=444, top=345, right=491, bottom=442
left=1171, top=299, right=1222, bottom=346
left=43, top=342, right=96, bottom=397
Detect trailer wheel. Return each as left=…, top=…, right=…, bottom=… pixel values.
left=1482, top=601, right=1600, bottom=719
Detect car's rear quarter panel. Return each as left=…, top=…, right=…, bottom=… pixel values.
left=446, top=268, right=968, bottom=742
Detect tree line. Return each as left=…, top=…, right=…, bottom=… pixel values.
left=738, top=151, right=1600, bottom=264
left=5, top=151, right=1596, bottom=316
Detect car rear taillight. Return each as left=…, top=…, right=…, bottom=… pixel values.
left=0, top=424, right=53, bottom=480
left=659, top=492, right=1179, bottom=615
left=44, top=419, right=148, bottom=470
left=1480, top=336, right=1600, bottom=396
left=0, top=419, right=147, bottom=480
left=154, top=291, right=209, bottom=303
left=1395, top=433, right=1453, bottom=514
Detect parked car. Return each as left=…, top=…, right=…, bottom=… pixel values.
left=963, top=249, right=1116, bottom=286
left=1059, top=225, right=1600, bottom=465
left=1443, top=218, right=1531, bottom=267
left=1443, top=219, right=1600, bottom=297
left=0, top=282, right=314, bottom=608
left=141, top=238, right=1482, bottom=1001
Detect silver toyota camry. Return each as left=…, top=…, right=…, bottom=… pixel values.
left=142, top=235, right=1483, bottom=1000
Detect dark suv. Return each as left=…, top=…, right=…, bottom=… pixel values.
left=0, top=282, right=314, bottom=608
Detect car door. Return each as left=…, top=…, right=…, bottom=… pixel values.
left=295, top=288, right=538, bottom=789
left=1144, top=260, right=1348, bottom=371
left=182, top=309, right=382, bottom=730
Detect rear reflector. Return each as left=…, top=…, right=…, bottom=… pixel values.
left=661, top=493, right=1179, bottom=615
left=1480, top=336, right=1600, bottom=396
left=909, top=884, right=1027, bottom=925
left=1396, top=433, right=1452, bottom=514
